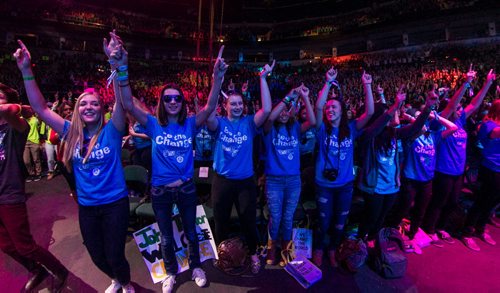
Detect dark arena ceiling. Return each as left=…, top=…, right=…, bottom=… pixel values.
left=7, top=0, right=499, bottom=25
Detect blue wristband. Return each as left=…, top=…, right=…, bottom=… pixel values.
left=117, top=65, right=128, bottom=72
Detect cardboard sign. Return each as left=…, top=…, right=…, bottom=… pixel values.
left=133, top=205, right=218, bottom=283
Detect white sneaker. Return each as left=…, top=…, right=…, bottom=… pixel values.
left=161, top=274, right=176, bottom=293
left=105, top=279, right=121, bottom=293
left=412, top=240, right=423, bottom=255
left=428, top=233, right=444, bottom=247
left=192, top=268, right=207, bottom=287
left=437, top=230, right=455, bottom=244
left=462, top=237, right=480, bottom=252
left=121, top=283, right=135, bottom=293
left=480, top=232, right=496, bottom=246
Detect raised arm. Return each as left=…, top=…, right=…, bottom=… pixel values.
left=396, top=90, right=438, bottom=139
left=0, top=103, right=28, bottom=133
left=431, top=112, right=458, bottom=138
left=254, top=60, right=274, bottom=127
left=196, top=46, right=228, bottom=127
left=299, top=85, right=316, bottom=133
left=13, top=40, right=65, bottom=133
left=107, top=34, right=149, bottom=126
left=441, top=64, right=476, bottom=119
left=263, top=85, right=300, bottom=133
left=355, top=71, right=375, bottom=130
left=315, top=67, right=337, bottom=128
left=464, top=69, right=496, bottom=118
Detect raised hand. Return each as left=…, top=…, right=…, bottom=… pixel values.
left=13, top=40, right=32, bottom=73
left=486, top=69, right=496, bottom=83
left=466, top=63, right=477, bottom=82
left=299, top=83, right=310, bottom=97
left=213, top=45, right=228, bottom=80
left=325, top=66, right=338, bottom=83
left=103, top=30, right=123, bottom=59
left=377, top=84, right=384, bottom=95
left=242, top=80, right=249, bottom=93
left=110, top=45, right=128, bottom=67
left=287, top=86, right=301, bottom=103
left=361, top=71, right=372, bottom=84
left=228, top=79, right=235, bottom=91
left=260, top=59, right=276, bottom=78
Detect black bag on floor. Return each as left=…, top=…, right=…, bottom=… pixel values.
left=337, top=238, right=367, bottom=273
left=373, top=228, right=407, bottom=279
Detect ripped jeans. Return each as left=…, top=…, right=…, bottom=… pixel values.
left=314, top=182, right=353, bottom=250
left=265, top=175, right=301, bottom=242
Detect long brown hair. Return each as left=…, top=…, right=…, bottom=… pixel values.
left=156, top=83, right=187, bottom=126
left=61, top=92, right=105, bottom=172
left=324, top=98, right=351, bottom=142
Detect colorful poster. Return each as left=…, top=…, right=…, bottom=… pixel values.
left=133, top=205, right=218, bottom=283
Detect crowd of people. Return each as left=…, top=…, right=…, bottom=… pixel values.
left=0, top=30, right=499, bottom=293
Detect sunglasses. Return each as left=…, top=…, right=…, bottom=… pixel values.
left=162, top=94, right=183, bottom=103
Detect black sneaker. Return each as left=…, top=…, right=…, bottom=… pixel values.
left=34, top=175, right=42, bottom=182
left=26, top=176, right=33, bottom=183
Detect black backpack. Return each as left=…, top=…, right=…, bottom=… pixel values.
left=373, top=228, right=407, bottom=279
left=337, top=238, right=368, bottom=273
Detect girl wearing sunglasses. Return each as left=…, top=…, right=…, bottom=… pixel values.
left=116, top=36, right=227, bottom=292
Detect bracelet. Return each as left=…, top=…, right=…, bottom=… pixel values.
left=116, top=71, right=129, bottom=81
left=464, top=82, right=471, bottom=89
left=117, top=65, right=128, bottom=72
left=23, top=76, right=35, bottom=81
left=118, top=82, right=130, bottom=88
left=283, top=96, right=292, bottom=106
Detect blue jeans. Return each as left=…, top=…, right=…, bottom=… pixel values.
left=79, top=196, right=131, bottom=285
left=151, top=180, right=200, bottom=275
left=265, top=175, right=301, bottom=241
left=314, top=182, right=353, bottom=250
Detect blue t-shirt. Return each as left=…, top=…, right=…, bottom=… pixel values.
left=264, top=122, right=301, bottom=176
left=478, top=120, right=500, bottom=172
left=299, top=127, right=316, bottom=155
left=213, top=115, right=259, bottom=179
left=65, top=120, right=128, bottom=206
left=403, top=131, right=441, bottom=181
left=435, top=112, right=467, bottom=175
left=374, top=139, right=399, bottom=194
left=194, top=126, right=216, bottom=161
left=145, top=115, right=196, bottom=186
left=132, top=122, right=151, bottom=150
left=315, top=121, right=359, bottom=188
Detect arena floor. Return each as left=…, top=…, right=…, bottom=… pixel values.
left=1, top=175, right=499, bottom=293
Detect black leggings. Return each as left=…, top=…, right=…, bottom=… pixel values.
left=358, top=192, right=397, bottom=240
left=390, top=178, right=433, bottom=239
left=463, top=166, right=500, bottom=236
left=211, top=173, right=259, bottom=255
left=422, top=171, right=463, bottom=234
